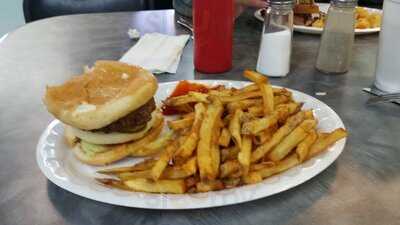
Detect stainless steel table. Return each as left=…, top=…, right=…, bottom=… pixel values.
left=0, top=9, right=399, bottom=225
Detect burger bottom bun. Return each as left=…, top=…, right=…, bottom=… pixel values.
left=72, top=144, right=131, bottom=166
left=70, top=111, right=161, bottom=145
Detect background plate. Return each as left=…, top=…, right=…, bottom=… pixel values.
left=37, top=80, right=346, bottom=209
left=254, top=3, right=381, bottom=35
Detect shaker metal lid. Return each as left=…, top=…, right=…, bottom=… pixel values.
left=268, top=0, right=294, bottom=6
left=331, top=0, right=357, bottom=7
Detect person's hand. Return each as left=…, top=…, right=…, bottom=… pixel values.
left=235, top=0, right=267, bottom=18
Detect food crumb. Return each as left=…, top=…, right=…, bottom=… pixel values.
left=83, top=65, right=94, bottom=73
left=127, top=29, right=141, bottom=39
left=363, top=88, right=371, bottom=92
left=315, top=92, right=327, bottom=96
left=121, top=73, right=129, bottom=80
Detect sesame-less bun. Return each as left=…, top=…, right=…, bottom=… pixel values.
left=71, top=115, right=164, bottom=166
left=69, top=111, right=162, bottom=145
left=44, top=61, right=158, bottom=130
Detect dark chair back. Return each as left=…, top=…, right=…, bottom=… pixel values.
left=23, top=0, right=151, bottom=22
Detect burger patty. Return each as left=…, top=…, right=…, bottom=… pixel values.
left=92, top=98, right=156, bottom=133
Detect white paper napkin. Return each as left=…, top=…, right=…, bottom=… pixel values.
left=120, top=33, right=190, bottom=74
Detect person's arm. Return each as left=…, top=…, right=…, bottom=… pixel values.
left=236, top=0, right=268, bottom=18
left=173, top=0, right=193, bottom=18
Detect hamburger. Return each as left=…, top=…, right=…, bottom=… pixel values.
left=294, top=0, right=320, bottom=26
left=44, top=60, right=163, bottom=165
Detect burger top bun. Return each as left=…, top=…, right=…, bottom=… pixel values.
left=44, top=61, right=158, bottom=130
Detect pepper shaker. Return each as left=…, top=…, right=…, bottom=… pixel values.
left=315, top=0, right=357, bottom=74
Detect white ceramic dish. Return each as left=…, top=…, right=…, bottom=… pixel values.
left=254, top=3, right=381, bottom=35
left=37, top=80, right=346, bottom=209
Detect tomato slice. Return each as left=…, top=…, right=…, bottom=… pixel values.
left=162, top=81, right=209, bottom=115
left=170, top=80, right=209, bottom=97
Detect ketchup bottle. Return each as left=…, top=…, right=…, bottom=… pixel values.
left=193, top=0, right=234, bottom=73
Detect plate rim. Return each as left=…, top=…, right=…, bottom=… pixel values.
left=254, top=3, right=382, bottom=35
left=37, top=80, right=347, bottom=209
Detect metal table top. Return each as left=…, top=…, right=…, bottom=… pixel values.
left=0, top=9, right=399, bottom=225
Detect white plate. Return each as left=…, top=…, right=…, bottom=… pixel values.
left=254, top=3, right=381, bottom=35
left=37, top=80, right=347, bottom=209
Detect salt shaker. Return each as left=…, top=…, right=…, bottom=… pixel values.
left=315, top=0, right=357, bottom=74
left=374, top=0, right=400, bottom=93
left=256, top=0, right=294, bottom=77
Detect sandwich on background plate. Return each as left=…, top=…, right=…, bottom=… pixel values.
left=43, top=61, right=163, bottom=166
left=293, top=0, right=321, bottom=27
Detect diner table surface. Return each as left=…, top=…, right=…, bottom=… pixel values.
left=0, top=9, right=399, bottom=225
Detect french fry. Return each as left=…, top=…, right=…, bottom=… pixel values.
left=258, top=153, right=300, bottom=178
left=240, top=83, right=259, bottom=93
left=221, top=146, right=240, bottom=162
left=196, top=180, right=224, bottom=192
left=307, top=128, right=348, bottom=159
left=222, top=113, right=232, bottom=126
left=222, top=177, right=241, bottom=188
left=241, top=84, right=284, bottom=95
left=220, top=160, right=241, bottom=178
left=253, top=126, right=276, bottom=145
left=177, top=103, right=206, bottom=158
left=296, top=130, right=317, bottom=162
left=228, top=169, right=243, bottom=178
left=118, top=157, right=197, bottom=180
left=241, top=114, right=278, bottom=135
left=124, top=178, right=186, bottom=194
left=162, top=157, right=197, bottom=179
left=185, top=176, right=199, bottom=189
left=217, top=91, right=262, bottom=103
left=218, top=128, right=231, bottom=147
left=167, top=115, right=194, bottom=131
left=242, top=103, right=300, bottom=135
left=250, top=161, right=275, bottom=171
left=251, top=111, right=306, bottom=162
left=96, top=178, right=131, bottom=191
left=244, top=70, right=268, bottom=84
left=276, top=102, right=302, bottom=124
left=268, top=119, right=317, bottom=162
left=273, top=88, right=291, bottom=97
left=259, top=83, right=274, bottom=115
left=197, top=100, right=224, bottom=180
left=238, top=135, right=252, bottom=176
left=229, top=108, right=244, bottom=148
left=241, top=112, right=257, bottom=123
left=227, top=99, right=263, bottom=113
left=242, top=171, right=263, bottom=184
left=274, top=153, right=300, bottom=173
left=208, top=89, right=233, bottom=97
left=274, top=95, right=291, bottom=106
left=209, top=114, right=222, bottom=180
left=164, top=91, right=209, bottom=106
left=304, top=110, right=314, bottom=120
left=247, top=106, right=264, bottom=117
left=151, top=141, right=178, bottom=180
left=210, top=144, right=221, bottom=180
left=118, top=170, right=152, bottom=180
left=130, top=131, right=173, bottom=157
left=97, top=159, right=157, bottom=174
left=93, top=75, right=350, bottom=194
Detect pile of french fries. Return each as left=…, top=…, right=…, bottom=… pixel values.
left=97, top=70, right=347, bottom=194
